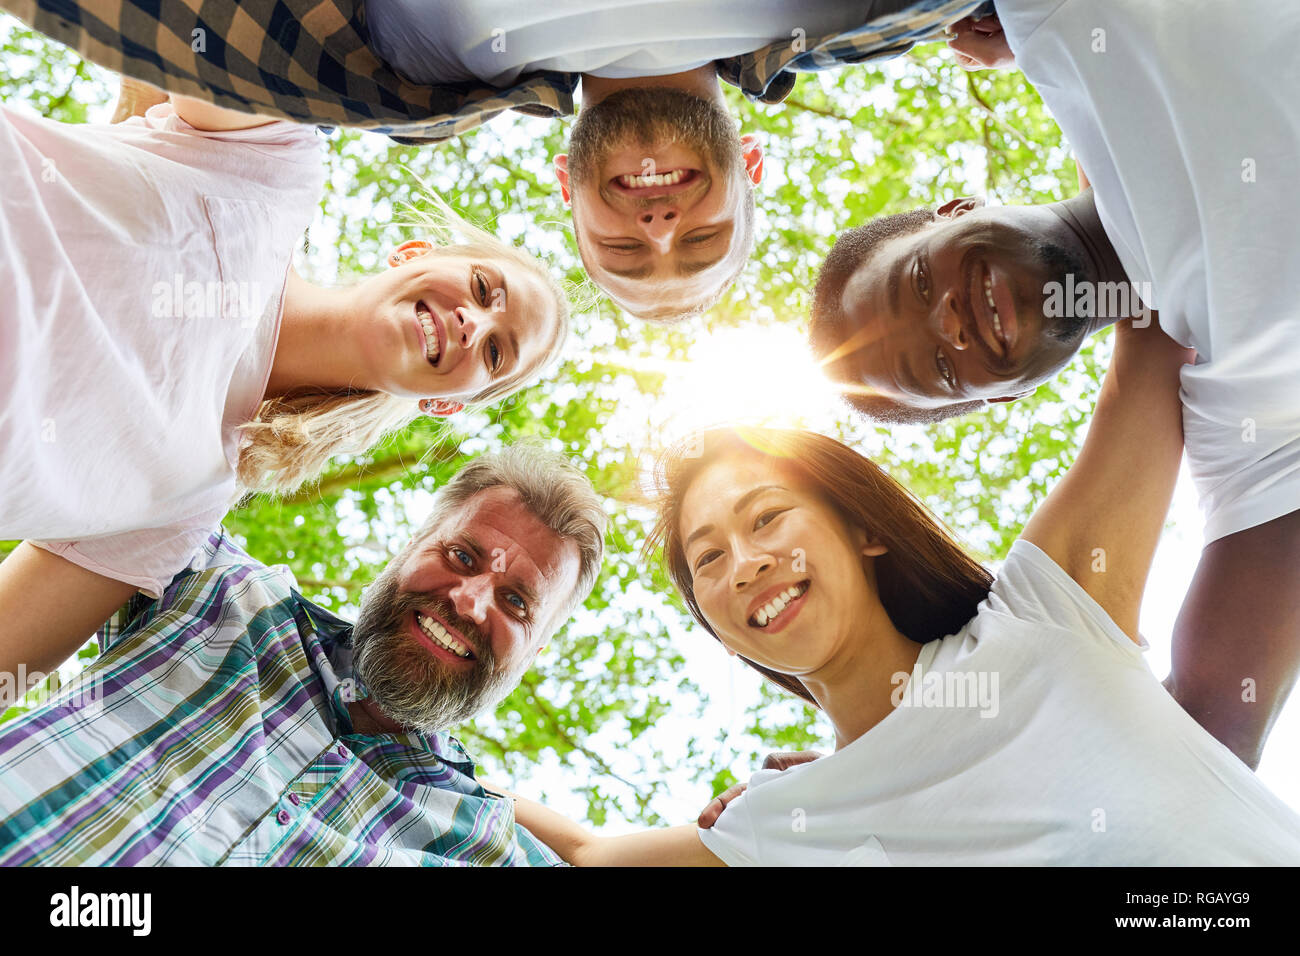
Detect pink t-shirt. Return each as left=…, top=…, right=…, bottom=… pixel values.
left=0, top=102, right=325, bottom=597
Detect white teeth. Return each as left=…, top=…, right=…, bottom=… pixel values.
left=620, top=169, right=685, bottom=188
left=983, top=275, right=1004, bottom=341
left=750, top=582, right=809, bottom=628
left=418, top=310, right=440, bottom=361
left=416, top=613, right=470, bottom=658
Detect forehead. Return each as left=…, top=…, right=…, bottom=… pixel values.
left=679, top=453, right=804, bottom=535
left=437, top=486, right=579, bottom=593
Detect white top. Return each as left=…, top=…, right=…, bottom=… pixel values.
left=363, top=0, right=880, bottom=87
left=997, top=0, right=1300, bottom=543
left=0, top=102, right=325, bottom=597
left=698, top=541, right=1300, bottom=866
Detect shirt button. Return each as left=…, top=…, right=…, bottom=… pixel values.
left=337, top=745, right=347, bottom=758
left=276, top=809, right=291, bottom=825
left=288, top=793, right=300, bottom=806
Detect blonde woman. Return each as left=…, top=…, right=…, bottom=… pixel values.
left=0, top=85, right=568, bottom=701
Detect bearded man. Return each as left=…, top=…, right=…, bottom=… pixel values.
left=0, top=443, right=605, bottom=865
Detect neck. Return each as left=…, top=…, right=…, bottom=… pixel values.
left=579, top=63, right=724, bottom=107
left=265, top=269, right=370, bottom=400
left=1048, top=189, right=1132, bottom=333
left=346, top=695, right=407, bottom=736
left=799, top=604, right=923, bottom=751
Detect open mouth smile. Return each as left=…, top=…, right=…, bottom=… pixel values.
left=416, top=301, right=444, bottom=367
left=609, top=167, right=701, bottom=199
left=748, top=580, right=811, bottom=630
left=409, top=609, right=476, bottom=662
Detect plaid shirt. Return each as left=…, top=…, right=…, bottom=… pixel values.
left=0, top=530, right=562, bottom=866
left=2, top=0, right=991, bottom=143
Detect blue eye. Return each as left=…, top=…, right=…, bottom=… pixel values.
left=489, top=339, right=501, bottom=372
left=505, top=592, right=526, bottom=610
left=453, top=548, right=473, bottom=568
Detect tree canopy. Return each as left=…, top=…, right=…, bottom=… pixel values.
left=0, top=16, right=1110, bottom=828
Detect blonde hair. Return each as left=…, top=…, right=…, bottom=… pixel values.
left=235, top=191, right=571, bottom=496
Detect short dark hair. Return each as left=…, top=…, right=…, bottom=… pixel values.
left=812, top=208, right=989, bottom=424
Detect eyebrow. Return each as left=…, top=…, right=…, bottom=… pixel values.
left=683, top=484, right=787, bottom=551
left=603, top=263, right=653, bottom=280
left=888, top=253, right=903, bottom=315
left=677, top=254, right=726, bottom=277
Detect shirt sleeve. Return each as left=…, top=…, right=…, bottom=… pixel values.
left=988, top=539, right=1146, bottom=655
left=132, top=101, right=325, bottom=166
left=29, top=520, right=223, bottom=600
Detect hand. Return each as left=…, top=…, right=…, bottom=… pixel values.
left=696, top=750, right=824, bottom=829
left=946, top=14, right=1016, bottom=71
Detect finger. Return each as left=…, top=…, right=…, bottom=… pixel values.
left=697, top=783, right=747, bottom=828
left=761, top=750, right=824, bottom=771
left=946, top=32, right=1005, bottom=69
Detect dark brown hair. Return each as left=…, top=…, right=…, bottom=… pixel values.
left=645, top=427, right=994, bottom=706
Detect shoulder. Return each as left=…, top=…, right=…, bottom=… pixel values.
left=103, top=530, right=298, bottom=652
left=986, top=539, right=1145, bottom=654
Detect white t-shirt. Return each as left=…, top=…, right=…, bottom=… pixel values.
left=997, top=0, right=1300, bottom=543
left=0, top=102, right=325, bottom=597
left=698, top=541, right=1300, bottom=866
left=363, top=0, right=886, bottom=87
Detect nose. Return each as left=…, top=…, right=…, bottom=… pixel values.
left=730, top=544, right=776, bottom=593
left=453, top=307, right=480, bottom=350
left=635, top=205, right=680, bottom=253
left=448, top=572, right=492, bottom=626
left=936, top=289, right=971, bottom=351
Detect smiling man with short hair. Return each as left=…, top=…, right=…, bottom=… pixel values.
left=0, top=444, right=606, bottom=865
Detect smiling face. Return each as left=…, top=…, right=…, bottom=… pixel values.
left=810, top=201, right=1093, bottom=414
left=678, top=453, right=882, bottom=680
left=351, top=486, right=581, bottom=732
left=350, top=245, right=560, bottom=402
left=557, top=87, right=762, bottom=319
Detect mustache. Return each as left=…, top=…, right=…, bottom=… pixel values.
left=388, top=591, right=492, bottom=666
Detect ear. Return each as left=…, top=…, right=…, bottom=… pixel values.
left=852, top=524, right=889, bottom=558
left=935, top=196, right=985, bottom=220
left=739, top=133, right=764, bottom=186
left=418, top=398, right=464, bottom=417
left=388, top=239, right=433, bottom=268
left=553, top=154, right=571, bottom=204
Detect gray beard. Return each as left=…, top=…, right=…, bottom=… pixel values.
left=351, top=564, right=519, bottom=734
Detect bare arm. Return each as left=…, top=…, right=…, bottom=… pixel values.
left=0, top=543, right=137, bottom=708
left=1166, top=509, right=1300, bottom=768
left=1020, top=319, right=1195, bottom=640
left=169, top=93, right=277, bottom=132
left=498, top=786, right=725, bottom=866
